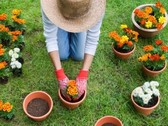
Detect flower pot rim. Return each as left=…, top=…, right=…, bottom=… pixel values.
left=131, top=4, right=168, bottom=32
left=58, top=88, right=87, bottom=105
left=112, top=44, right=136, bottom=55
left=23, top=90, right=53, bottom=120
left=131, top=88, right=160, bottom=110
left=143, top=61, right=167, bottom=73
left=95, top=115, right=123, bottom=126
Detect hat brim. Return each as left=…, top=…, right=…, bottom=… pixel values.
left=41, top=0, right=106, bottom=32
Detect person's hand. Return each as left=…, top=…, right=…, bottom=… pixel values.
left=74, top=70, right=88, bottom=101
left=55, top=68, right=71, bottom=101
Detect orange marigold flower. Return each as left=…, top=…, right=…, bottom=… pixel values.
left=0, top=100, right=3, bottom=111
left=143, top=45, right=154, bottom=51
left=2, top=102, right=13, bottom=112
left=0, top=61, right=7, bottom=69
left=67, top=80, right=78, bottom=96
left=109, top=31, right=121, bottom=42
left=0, top=13, right=7, bottom=21
left=155, top=39, right=162, bottom=45
left=160, top=7, right=166, bottom=14
left=12, top=35, right=18, bottom=42
left=0, top=48, right=5, bottom=56
left=161, top=45, right=168, bottom=51
left=117, top=43, right=124, bottom=48
left=156, top=23, right=163, bottom=30
left=149, top=54, right=160, bottom=61
left=140, top=19, right=146, bottom=25
left=145, top=6, right=153, bottom=14
left=148, top=16, right=157, bottom=24
left=155, top=1, right=163, bottom=8
left=126, top=41, right=133, bottom=47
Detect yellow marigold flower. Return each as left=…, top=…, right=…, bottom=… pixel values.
left=120, top=35, right=129, bottom=44
left=159, top=16, right=166, bottom=24
left=12, top=9, right=21, bottom=16
left=120, top=24, right=128, bottom=29
left=145, top=21, right=152, bottom=28
left=160, top=54, right=165, bottom=60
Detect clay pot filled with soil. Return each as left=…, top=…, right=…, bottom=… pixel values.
left=23, top=91, right=53, bottom=121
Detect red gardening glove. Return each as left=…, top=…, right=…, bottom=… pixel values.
left=55, top=68, right=71, bottom=101
left=74, top=70, right=88, bottom=101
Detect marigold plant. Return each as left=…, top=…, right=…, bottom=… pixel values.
left=134, top=1, right=167, bottom=29
left=0, top=100, right=14, bottom=120
left=138, top=39, right=168, bottom=70
left=109, top=24, right=139, bottom=53
left=66, top=80, right=78, bottom=99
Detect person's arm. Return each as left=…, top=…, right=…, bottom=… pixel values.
left=75, top=17, right=104, bottom=100
left=41, top=9, right=70, bottom=100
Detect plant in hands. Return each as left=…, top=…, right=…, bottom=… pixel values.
left=65, top=80, right=78, bottom=101
left=138, top=39, right=168, bottom=71
left=109, top=24, right=139, bottom=53
left=0, top=100, right=14, bottom=120
left=132, top=81, right=160, bottom=107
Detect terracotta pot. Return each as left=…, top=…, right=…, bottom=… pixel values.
left=58, top=89, right=86, bottom=109
left=142, top=62, right=167, bottom=77
left=112, top=45, right=135, bottom=60
left=23, top=91, right=53, bottom=121
left=95, top=116, right=123, bottom=126
left=131, top=4, right=168, bottom=38
left=131, top=89, right=160, bottom=115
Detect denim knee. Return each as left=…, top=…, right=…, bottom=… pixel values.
left=59, top=53, right=69, bottom=61
left=71, top=54, right=84, bottom=61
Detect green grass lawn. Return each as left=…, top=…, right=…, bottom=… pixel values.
left=1, top=0, right=168, bottom=125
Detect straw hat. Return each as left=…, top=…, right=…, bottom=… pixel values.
left=41, top=0, right=106, bottom=32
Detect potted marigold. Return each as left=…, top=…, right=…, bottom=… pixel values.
left=138, top=39, right=168, bottom=77
left=11, top=9, right=26, bottom=33
left=109, top=24, right=139, bottom=59
left=131, top=81, right=160, bottom=115
left=0, top=100, right=14, bottom=120
left=132, top=1, right=168, bottom=38
left=58, top=80, right=86, bottom=109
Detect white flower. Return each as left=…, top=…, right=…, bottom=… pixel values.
left=144, top=88, right=153, bottom=96
left=15, top=61, right=22, bottom=69
left=11, top=57, right=16, bottom=62
left=12, top=53, right=19, bottom=59
left=150, top=81, right=159, bottom=87
left=10, top=62, right=16, bottom=69
left=14, top=48, right=20, bottom=53
left=133, top=87, right=143, bottom=97
left=9, top=50, right=14, bottom=56
left=142, top=94, right=152, bottom=104
left=143, top=82, right=150, bottom=89
left=153, top=88, right=160, bottom=96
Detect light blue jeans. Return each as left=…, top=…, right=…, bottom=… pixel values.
left=57, top=28, right=87, bottom=61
